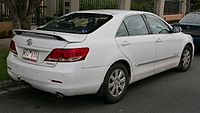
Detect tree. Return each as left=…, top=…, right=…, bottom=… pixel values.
left=0, top=0, right=42, bottom=29
left=186, top=0, right=191, bottom=13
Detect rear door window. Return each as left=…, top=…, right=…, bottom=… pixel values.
left=124, top=15, right=149, bottom=36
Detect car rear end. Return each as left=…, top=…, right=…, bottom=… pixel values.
left=7, top=12, right=113, bottom=96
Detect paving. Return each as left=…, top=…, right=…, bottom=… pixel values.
left=0, top=38, right=11, bottom=50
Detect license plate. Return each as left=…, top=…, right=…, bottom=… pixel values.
left=22, top=49, right=38, bottom=62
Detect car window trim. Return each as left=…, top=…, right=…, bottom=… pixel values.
left=141, top=14, right=152, bottom=34
left=123, top=21, right=130, bottom=36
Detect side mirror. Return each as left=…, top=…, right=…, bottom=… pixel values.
left=172, top=26, right=182, bottom=33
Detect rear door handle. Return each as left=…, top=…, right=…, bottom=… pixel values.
left=156, top=38, right=163, bottom=43
left=121, top=41, right=131, bottom=46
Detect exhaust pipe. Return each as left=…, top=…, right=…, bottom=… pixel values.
left=17, top=76, right=21, bottom=80
left=55, top=92, right=65, bottom=99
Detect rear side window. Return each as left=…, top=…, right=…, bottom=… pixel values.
left=37, top=13, right=113, bottom=34
left=124, top=15, right=149, bottom=36
left=116, top=22, right=129, bottom=37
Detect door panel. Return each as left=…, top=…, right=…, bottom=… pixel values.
left=155, top=34, right=181, bottom=71
left=116, top=35, right=156, bottom=77
left=144, top=14, right=182, bottom=72
left=115, top=15, right=156, bottom=78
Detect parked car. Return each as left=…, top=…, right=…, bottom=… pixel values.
left=174, top=12, right=200, bottom=47
left=7, top=10, right=194, bottom=103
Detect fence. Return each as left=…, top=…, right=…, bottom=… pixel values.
left=80, top=0, right=155, bottom=12
left=80, top=0, right=118, bottom=10
left=131, top=0, right=155, bottom=12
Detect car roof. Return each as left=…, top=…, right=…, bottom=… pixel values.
left=72, top=10, right=151, bottom=16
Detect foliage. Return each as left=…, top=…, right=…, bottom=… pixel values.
left=45, top=17, right=55, bottom=23
left=131, top=1, right=154, bottom=12
left=191, top=0, right=200, bottom=11
left=80, top=0, right=154, bottom=12
left=0, top=30, right=13, bottom=39
left=0, top=50, right=10, bottom=81
left=0, top=0, right=42, bottom=29
left=0, top=31, right=7, bottom=38
left=80, top=0, right=118, bottom=10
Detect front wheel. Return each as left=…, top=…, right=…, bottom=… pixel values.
left=177, top=45, right=193, bottom=72
left=102, top=63, right=129, bottom=103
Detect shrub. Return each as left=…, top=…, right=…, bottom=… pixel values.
left=8, top=30, right=13, bottom=38
left=0, top=31, right=7, bottom=38
left=45, top=17, right=55, bottom=23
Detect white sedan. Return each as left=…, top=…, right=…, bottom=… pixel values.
left=7, top=10, right=194, bottom=103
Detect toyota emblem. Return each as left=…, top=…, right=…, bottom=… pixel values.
left=27, top=39, right=32, bottom=46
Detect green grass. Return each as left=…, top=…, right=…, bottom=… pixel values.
left=0, top=50, right=10, bottom=81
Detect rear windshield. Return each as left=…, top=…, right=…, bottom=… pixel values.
left=37, top=13, right=113, bottom=34
left=179, top=13, right=200, bottom=24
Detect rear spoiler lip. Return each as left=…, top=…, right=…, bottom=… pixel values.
left=13, top=29, right=86, bottom=43
left=13, top=29, right=65, bottom=41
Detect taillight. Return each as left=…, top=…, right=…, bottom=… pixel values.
left=45, top=48, right=89, bottom=62
left=9, top=40, right=18, bottom=55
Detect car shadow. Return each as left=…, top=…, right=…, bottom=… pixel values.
left=194, top=47, right=200, bottom=56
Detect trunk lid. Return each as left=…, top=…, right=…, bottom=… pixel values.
left=12, top=29, right=87, bottom=67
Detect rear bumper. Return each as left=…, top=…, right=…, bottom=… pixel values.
left=7, top=53, right=108, bottom=96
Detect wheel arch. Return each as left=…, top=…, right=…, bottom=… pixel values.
left=184, top=42, right=194, bottom=58
left=97, top=59, right=132, bottom=97
left=110, top=59, right=132, bottom=83
left=186, top=42, right=194, bottom=52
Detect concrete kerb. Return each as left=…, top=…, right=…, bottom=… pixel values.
left=0, top=79, right=29, bottom=90
left=0, top=80, right=17, bottom=89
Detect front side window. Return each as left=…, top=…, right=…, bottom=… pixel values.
left=37, top=13, right=113, bottom=34
left=145, top=14, right=171, bottom=34
left=124, top=15, right=149, bottom=36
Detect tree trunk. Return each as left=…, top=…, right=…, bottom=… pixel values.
left=20, top=15, right=32, bottom=29
left=12, top=15, right=21, bottom=29
left=186, top=0, right=191, bottom=13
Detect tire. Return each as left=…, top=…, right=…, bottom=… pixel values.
left=102, top=63, right=129, bottom=103
left=177, top=45, right=192, bottom=72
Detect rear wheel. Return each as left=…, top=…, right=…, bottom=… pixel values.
left=177, top=45, right=192, bottom=72
left=102, top=63, right=129, bottom=103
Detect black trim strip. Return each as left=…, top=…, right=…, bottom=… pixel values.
left=136, top=55, right=179, bottom=67
left=15, top=31, right=65, bottom=41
